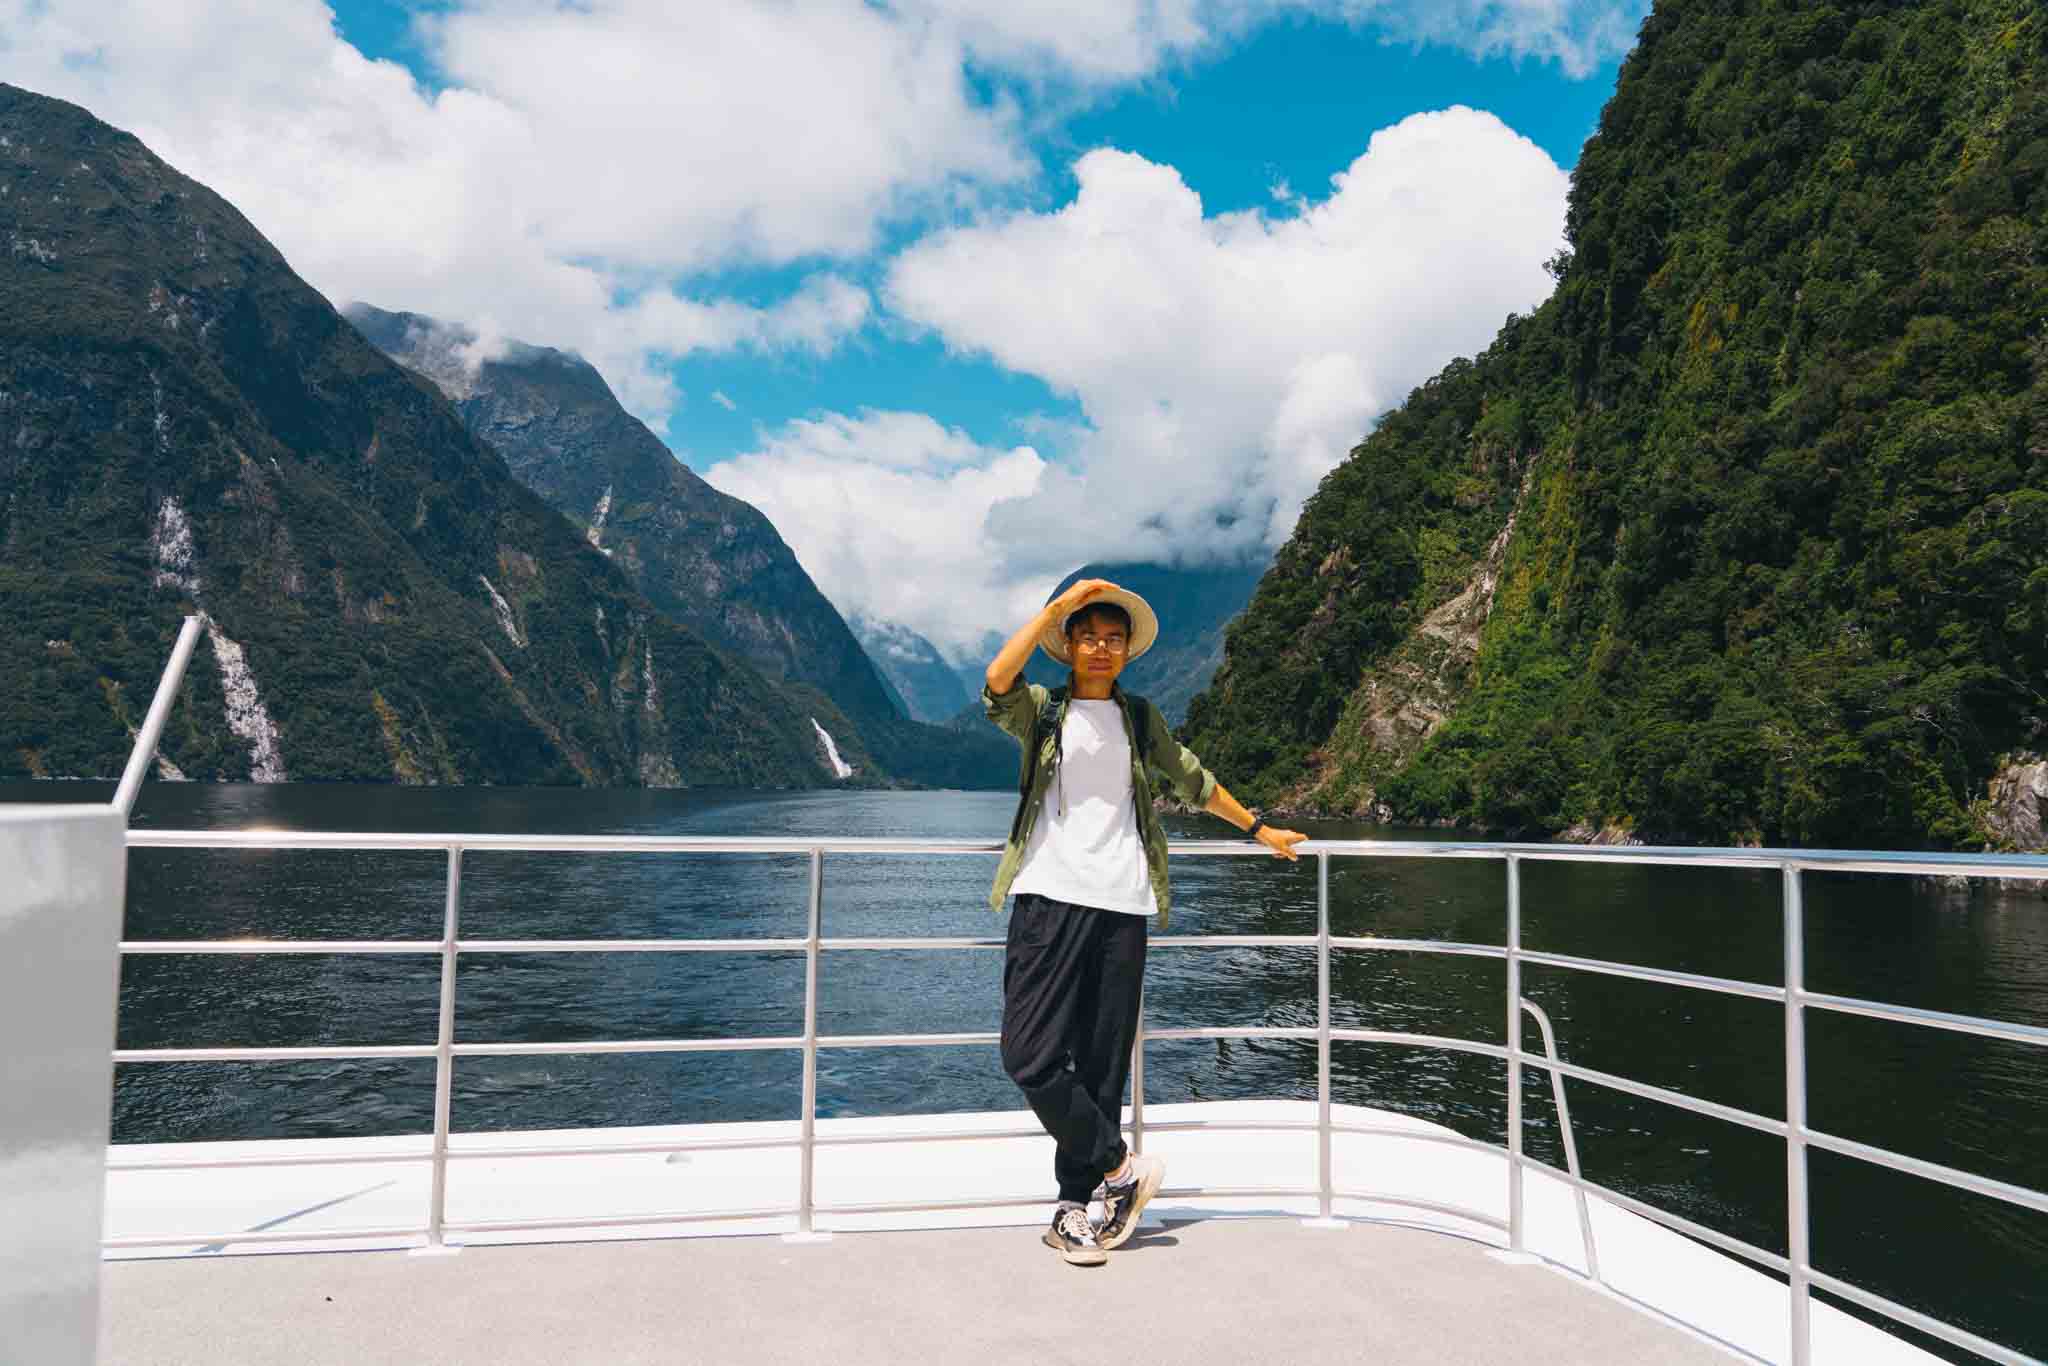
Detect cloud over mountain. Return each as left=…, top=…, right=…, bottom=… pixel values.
left=2, top=1, right=1627, bottom=665
left=707, top=411, right=1049, bottom=651
left=0, top=0, right=1010, bottom=421
left=0, top=1, right=1637, bottom=427
left=720, top=107, right=1568, bottom=653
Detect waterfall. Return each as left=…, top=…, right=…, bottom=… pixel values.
left=587, top=485, right=613, bottom=555
left=148, top=495, right=199, bottom=595
left=204, top=619, right=287, bottom=783
left=479, top=575, right=525, bottom=647
left=810, top=718, right=854, bottom=779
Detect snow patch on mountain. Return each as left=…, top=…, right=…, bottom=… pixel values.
left=847, top=611, right=973, bottom=722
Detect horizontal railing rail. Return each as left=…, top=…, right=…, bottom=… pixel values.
left=108, top=832, right=2048, bottom=1365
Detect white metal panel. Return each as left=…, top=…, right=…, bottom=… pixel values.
left=2, top=804, right=126, bottom=1366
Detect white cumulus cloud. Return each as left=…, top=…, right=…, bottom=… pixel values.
left=1338, top=0, right=1650, bottom=80
left=706, top=412, right=1055, bottom=651
left=890, top=0, right=1648, bottom=85
left=0, top=0, right=1015, bottom=424
left=0, top=1, right=1625, bottom=656
left=867, top=107, right=1567, bottom=595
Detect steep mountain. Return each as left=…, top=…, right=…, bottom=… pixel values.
left=349, top=305, right=1015, bottom=790
left=849, top=612, right=973, bottom=722
left=1183, top=0, right=2048, bottom=851
left=344, top=304, right=902, bottom=722
left=0, top=84, right=831, bottom=787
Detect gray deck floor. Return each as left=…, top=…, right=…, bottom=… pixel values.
left=101, top=1215, right=1735, bottom=1365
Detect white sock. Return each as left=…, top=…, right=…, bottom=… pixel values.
left=1105, top=1156, right=1134, bottom=1187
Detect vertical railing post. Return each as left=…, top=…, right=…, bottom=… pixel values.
left=1506, top=852, right=1525, bottom=1255
left=1784, top=861, right=1812, bottom=1365
left=1304, top=849, right=1341, bottom=1228
left=1129, top=991, right=1145, bottom=1156
left=416, top=844, right=462, bottom=1255
left=785, top=847, right=831, bottom=1242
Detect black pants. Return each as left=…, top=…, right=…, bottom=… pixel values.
left=999, top=892, right=1149, bottom=1204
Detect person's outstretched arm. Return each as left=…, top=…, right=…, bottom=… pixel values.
left=1203, top=782, right=1308, bottom=861
left=1141, top=702, right=1307, bottom=860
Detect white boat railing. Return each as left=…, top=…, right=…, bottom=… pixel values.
left=108, top=829, right=2048, bottom=1366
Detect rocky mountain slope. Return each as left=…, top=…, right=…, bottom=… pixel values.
left=345, top=305, right=901, bottom=723
left=349, top=305, right=1014, bottom=789
left=849, top=612, right=973, bottom=723
left=0, top=83, right=832, bottom=787
left=1184, top=0, right=2048, bottom=850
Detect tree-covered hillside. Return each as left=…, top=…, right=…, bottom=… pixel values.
left=1186, top=0, right=2048, bottom=849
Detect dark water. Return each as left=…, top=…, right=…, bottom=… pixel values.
left=7, top=781, right=2044, bottom=1359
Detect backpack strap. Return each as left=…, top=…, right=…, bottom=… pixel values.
left=1120, top=691, right=1157, bottom=770
left=1017, top=684, right=1068, bottom=798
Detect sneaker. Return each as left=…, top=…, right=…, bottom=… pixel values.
left=1043, top=1205, right=1107, bottom=1266
left=1095, top=1154, right=1165, bottom=1250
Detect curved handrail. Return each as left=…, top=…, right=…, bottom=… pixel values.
left=1518, top=998, right=1599, bottom=1283
left=109, top=831, right=2048, bottom=1364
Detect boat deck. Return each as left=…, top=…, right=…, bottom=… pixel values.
left=101, top=1214, right=1732, bottom=1366
left=97, top=1101, right=1940, bottom=1363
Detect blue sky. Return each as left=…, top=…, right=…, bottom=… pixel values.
left=8, top=0, right=1642, bottom=646
left=325, top=2, right=1625, bottom=474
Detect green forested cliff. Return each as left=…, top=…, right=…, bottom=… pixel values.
left=1185, top=0, right=2048, bottom=848
left=0, top=85, right=832, bottom=788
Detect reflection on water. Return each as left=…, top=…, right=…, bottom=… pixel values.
left=6, top=780, right=2043, bottom=1358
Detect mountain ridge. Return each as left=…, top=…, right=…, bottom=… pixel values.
left=1, top=82, right=831, bottom=788
left=349, top=303, right=1015, bottom=790
left=344, top=303, right=903, bottom=723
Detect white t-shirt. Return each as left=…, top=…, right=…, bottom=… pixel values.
left=1009, top=699, right=1155, bottom=917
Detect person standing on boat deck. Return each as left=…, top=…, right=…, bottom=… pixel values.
left=983, top=578, right=1308, bottom=1266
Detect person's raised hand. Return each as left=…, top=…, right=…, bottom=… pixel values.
left=1257, top=826, right=1308, bottom=861
left=1047, top=578, right=1118, bottom=620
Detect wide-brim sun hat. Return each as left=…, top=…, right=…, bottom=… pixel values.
left=1038, top=585, right=1159, bottom=666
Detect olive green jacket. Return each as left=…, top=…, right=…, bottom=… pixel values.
left=981, top=674, right=1218, bottom=928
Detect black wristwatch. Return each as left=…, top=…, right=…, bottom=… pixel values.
left=1245, top=817, right=1266, bottom=839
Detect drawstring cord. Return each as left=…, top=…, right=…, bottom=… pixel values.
left=1056, top=687, right=1067, bottom=817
